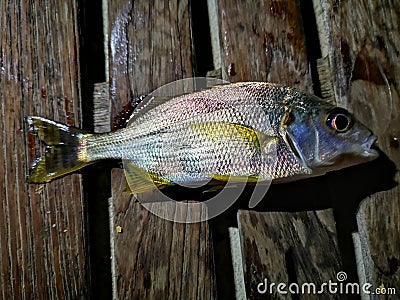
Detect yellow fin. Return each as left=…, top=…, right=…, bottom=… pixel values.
left=26, top=116, right=93, bottom=183
left=210, top=174, right=259, bottom=183
left=123, top=162, right=173, bottom=194
left=189, top=122, right=270, bottom=149
left=148, top=173, right=174, bottom=189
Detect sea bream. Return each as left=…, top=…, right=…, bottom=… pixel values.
left=26, top=81, right=378, bottom=193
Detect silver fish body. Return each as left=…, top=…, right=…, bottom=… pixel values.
left=27, top=81, right=378, bottom=190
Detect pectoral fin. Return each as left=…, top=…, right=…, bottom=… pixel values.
left=188, top=122, right=274, bottom=150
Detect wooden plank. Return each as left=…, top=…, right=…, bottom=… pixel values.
left=316, top=0, right=400, bottom=295
left=111, top=185, right=214, bottom=299
left=0, top=0, right=88, bottom=298
left=238, top=210, right=341, bottom=299
left=215, top=0, right=313, bottom=91
left=106, top=1, right=216, bottom=298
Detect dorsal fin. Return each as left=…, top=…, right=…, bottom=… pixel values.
left=127, top=77, right=229, bottom=127
left=127, top=95, right=171, bottom=126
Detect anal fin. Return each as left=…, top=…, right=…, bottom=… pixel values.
left=124, top=162, right=173, bottom=194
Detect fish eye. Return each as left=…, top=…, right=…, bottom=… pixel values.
left=326, top=108, right=354, bottom=133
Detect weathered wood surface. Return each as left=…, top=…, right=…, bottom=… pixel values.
left=215, top=0, right=313, bottom=92
left=111, top=182, right=214, bottom=299
left=0, top=0, right=88, bottom=298
left=316, top=0, right=400, bottom=296
left=238, top=210, right=341, bottom=299
left=107, top=1, right=216, bottom=298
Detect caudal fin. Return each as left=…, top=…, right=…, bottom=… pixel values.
left=26, top=116, right=92, bottom=183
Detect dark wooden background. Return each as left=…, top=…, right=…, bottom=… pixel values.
left=0, top=1, right=88, bottom=298
left=0, top=0, right=399, bottom=299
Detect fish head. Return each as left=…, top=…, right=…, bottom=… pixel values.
left=282, top=100, right=379, bottom=175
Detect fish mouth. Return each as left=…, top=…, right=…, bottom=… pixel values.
left=361, top=134, right=379, bottom=158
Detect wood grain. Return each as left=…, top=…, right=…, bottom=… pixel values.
left=238, top=210, right=341, bottom=299
left=108, top=0, right=194, bottom=120
left=107, top=1, right=216, bottom=298
left=111, top=175, right=215, bottom=299
left=0, top=0, right=87, bottom=298
left=215, top=0, right=313, bottom=91
left=317, top=0, right=400, bottom=295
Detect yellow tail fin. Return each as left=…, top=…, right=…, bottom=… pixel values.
left=26, top=116, right=92, bottom=183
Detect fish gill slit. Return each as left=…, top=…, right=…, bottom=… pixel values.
left=285, top=132, right=302, bottom=162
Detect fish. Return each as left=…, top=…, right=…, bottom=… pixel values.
left=26, top=81, right=378, bottom=194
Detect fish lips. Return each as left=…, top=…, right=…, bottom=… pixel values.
left=318, top=134, right=379, bottom=172
left=360, top=134, right=379, bottom=159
